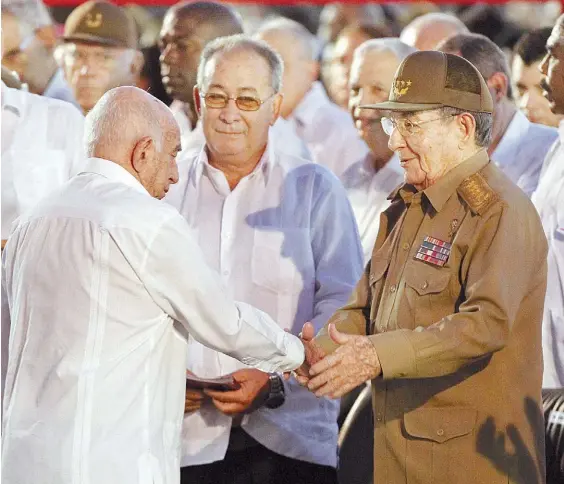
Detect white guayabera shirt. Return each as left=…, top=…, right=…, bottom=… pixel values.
left=1, top=158, right=304, bottom=484
left=532, top=122, right=564, bottom=389
left=1, top=81, right=85, bottom=240
left=165, top=138, right=364, bottom=468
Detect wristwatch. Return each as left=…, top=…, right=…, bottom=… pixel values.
left=265, top=373, right=286, bottom=409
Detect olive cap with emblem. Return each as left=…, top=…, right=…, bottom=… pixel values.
left=63, top=0, right=138, bottom=49
left=363, top=51, right=493, bottom=113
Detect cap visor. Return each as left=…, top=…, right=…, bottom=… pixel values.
left=63, top=34, right=123, bottom=48
left=360, top=101, right=444, bottom=112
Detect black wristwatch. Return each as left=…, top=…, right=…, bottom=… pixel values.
left=265, top=373, right=286, bottom=409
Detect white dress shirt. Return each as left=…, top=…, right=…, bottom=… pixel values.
left=166, top=137, right=364, bottom=468
left=532, top=122, right=564, bottom=388
left=288, top=81, right=369, bottom=179
left=1, top=158, right=304, bottom=484
left=1, top=81, right=85, bottom=239
left=171, top=100, right=311, bottom=160
left=492, top=110, right=557, bottom=197
left=341, top=153, right=404, bottom=264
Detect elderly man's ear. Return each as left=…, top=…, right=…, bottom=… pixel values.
left=270, top=93, right=283, bottom=126
left=455, top=113, right=477, bottom=147
left=131, top=136, right=157, bottom=174
left=487, top=72, right=509, bottom=103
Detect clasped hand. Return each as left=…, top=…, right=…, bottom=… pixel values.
left=295, top=322, right=382, bottom=399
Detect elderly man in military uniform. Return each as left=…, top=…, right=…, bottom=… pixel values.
left=299, top=51, right=548, bottom=484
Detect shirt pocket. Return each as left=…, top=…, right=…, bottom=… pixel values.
left=368, top=253, right=391, bottom=326
left=403, top=263, right=453, bottom=328
left=403, top=407, right=478, bottom=484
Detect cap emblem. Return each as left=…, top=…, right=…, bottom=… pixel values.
left=393, top=79, right=411, bottom=98
left=85, top=12, right=103, bottom=29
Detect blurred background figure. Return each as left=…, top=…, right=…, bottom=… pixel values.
left=57, top=0, right=143, bottom=114
left=1, top=8, right=28, bottom=82
left=3, top=0, right=75, bottom=103
left=328, top=23, right=390, bottom=109
left=438, top=32, right=557, bottom=197
left=400, top=12, right=469, bottom=50
left=257, top=18, right=368, bottom=178
left=343, top=38, right=413, bottom=263
left=513, top=27, right=562, bottom=127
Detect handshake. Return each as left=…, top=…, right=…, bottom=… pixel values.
left=291, top=322, right=382, bottom=399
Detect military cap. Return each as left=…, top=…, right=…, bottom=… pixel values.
left=63, top=0, right=138, bottom=49
left=363, top=51, right=493, bottom=113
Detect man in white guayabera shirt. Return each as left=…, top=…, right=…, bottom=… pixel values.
left=1, top=86, right=305, bottom=484
left=165, top=36, right=363, bottom=484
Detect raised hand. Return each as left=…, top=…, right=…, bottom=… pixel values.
left=307, top=323, right=381, bottom=399
left=293, top=322, right=326, bottom=386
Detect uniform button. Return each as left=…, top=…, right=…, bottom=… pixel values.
left=223, top=232, right=231, bottom=239
left=437, top=429, right=444, bottom=436
left=402, top=242, right=410, bottom=251
left=376, top=413, right=383, bottom=422
left=421, top=281, right=428, bottom=290
left=222, top=270, right=230, bottom=276
left=390, top=284, right=397, bottom=293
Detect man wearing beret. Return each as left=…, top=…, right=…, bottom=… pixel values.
left=57, top=0, right=143, bottom=114
left=299, top=51, right=548, bottom=484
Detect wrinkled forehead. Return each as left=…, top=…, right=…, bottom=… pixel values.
left=202, top=48, right=271, bottom=91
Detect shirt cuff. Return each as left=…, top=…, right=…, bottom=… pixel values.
left=241, top=334, right=304, bottom=373
left=368, top=330, right=418, bottom=380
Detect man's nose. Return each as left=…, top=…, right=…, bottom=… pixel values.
left=387, top=125, right=405, bottom=152
left=218, top=98, right=241, bottom=123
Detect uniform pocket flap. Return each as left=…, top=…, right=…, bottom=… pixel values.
left=369, top=255, right=390, bottom=286
left=404, top=264, right=450, bottom=295
left=403, top=407, right=477, bottom=443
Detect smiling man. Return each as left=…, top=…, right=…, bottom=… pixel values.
left=165, top=35, right=363, bottom=484
left=298, top=51, right=548, bottom=484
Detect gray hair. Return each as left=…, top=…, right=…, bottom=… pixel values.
left=401, top=12, right=468, bottom=37
left=255, top=17, right=320, bottom=61
left=197, top=34, right=283, bottom=93
left=440, top=107, right=493, bottom=148
left=354, top=38, right=417, bottom=64
left=84, top=88, right=165, bottom=157
left=438, top=33, right=514, bottom=101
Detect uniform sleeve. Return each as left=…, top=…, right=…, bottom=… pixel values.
left=315, top=262, right=372, bottom=354
left=138, top=212, right=304, bottom=373
left=370, top=202, right=548, bottom=379
left=309, top=171, right=364, bottom=335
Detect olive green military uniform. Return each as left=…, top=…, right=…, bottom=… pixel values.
left=316, top=51, right=548, bottom=484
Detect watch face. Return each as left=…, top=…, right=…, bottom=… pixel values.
left=266, top=394, right=285, bottom=409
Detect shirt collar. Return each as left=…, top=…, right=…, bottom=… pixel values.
left=291, top=81, right=328, bottom=127
left=423, top=149, right=490, bottom=212
left=491, top=110, right=529, bottom=166
left=80, top=157, right=150, bottom=196
left=191, top=132, right=276, bottom=188
left=1, top=81, right=23, bottom=115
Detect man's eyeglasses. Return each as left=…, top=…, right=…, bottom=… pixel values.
left=200, top=92, right=275, bottom=112
left=381, top=114, right=456, bottom=136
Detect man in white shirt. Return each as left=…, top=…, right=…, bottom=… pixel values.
left=536, top=15, right=564, bottom=388
left=166, top=35, right=363, bottom=484
left=1, top=86, right=304, bottom=484
left=256, top=18, right=369, bottom=179
left=1, top=80, right=85, bottom=247
left=343, top=38, right=413, bottom=263
left=438, top=32, right=557, bottom=197
left=159, top=1, right=310, bottom=160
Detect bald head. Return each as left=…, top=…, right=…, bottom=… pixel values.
left=400, top=13, right=469, bottom=51
left=318, top=3, right=385, bottom=44
left=85, top=87, right=180, bottom=198
left=256, top=18, right=319, bottom=117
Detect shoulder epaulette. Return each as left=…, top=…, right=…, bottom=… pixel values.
left=457, top=171, right=499, bottom=215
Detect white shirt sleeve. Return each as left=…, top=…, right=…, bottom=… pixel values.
left=138, top=212, right=305, bottom=373
left=310, top=170, right=364, bottom=331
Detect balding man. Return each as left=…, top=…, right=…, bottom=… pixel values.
left=166, top=35, right=362, bottom=484
left=159, top=1, right=308, bottom=159
left=1, top=86, right=304, bottom=484
left=257, top=18, right=369, bottom=178
left=400, top=12, right=468, bottom=51
left=344, top=38, right=414, bottom=263
left=1, top=9, right=27, bottom=81
left=438, top=33, right=557, bottom=197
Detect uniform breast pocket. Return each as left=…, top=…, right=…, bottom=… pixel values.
left=403, top=263, right=453, bottom=327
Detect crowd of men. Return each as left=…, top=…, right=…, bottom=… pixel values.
left=1, top=1, right=563, bottom=484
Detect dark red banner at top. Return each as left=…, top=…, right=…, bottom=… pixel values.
left=42, top=0, right=554, bottom=5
